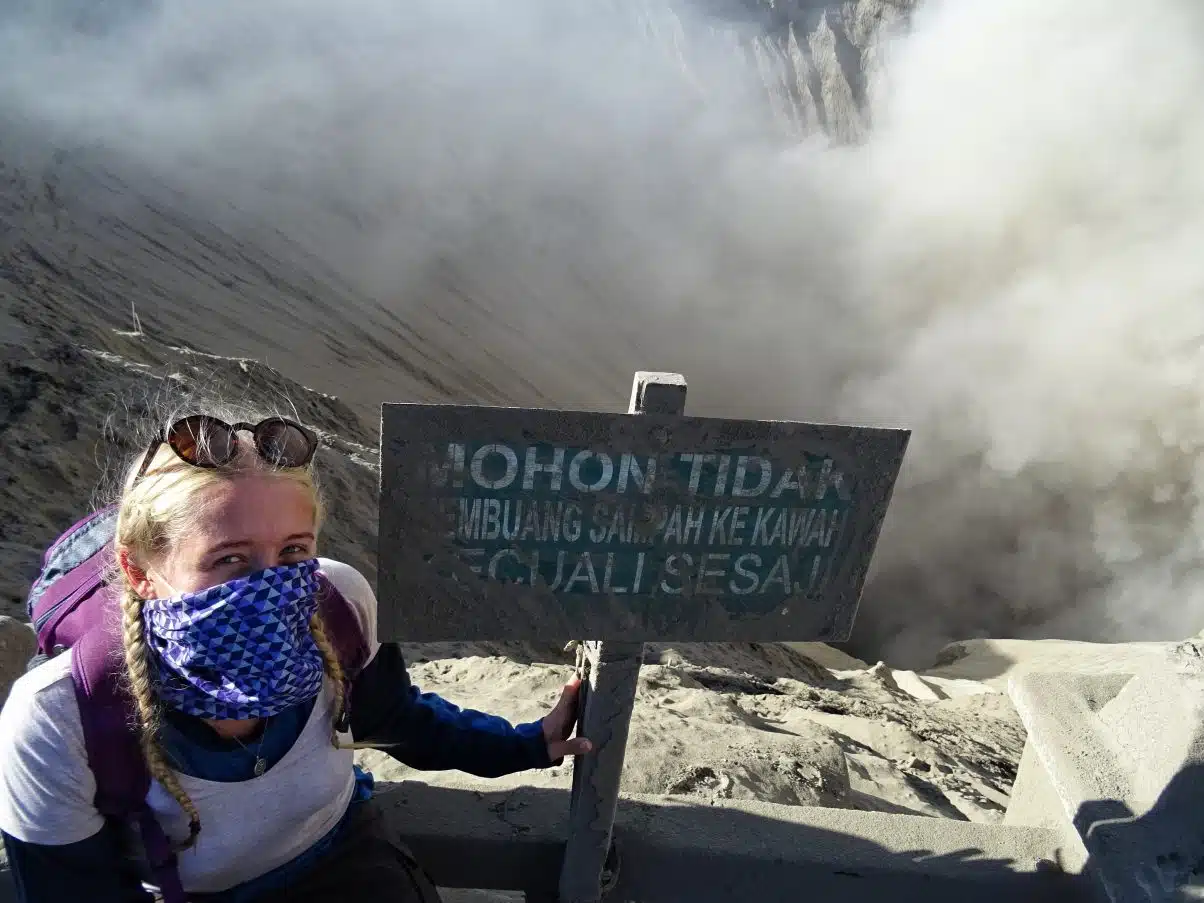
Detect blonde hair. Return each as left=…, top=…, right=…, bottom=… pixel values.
left=114, top=415, right=345, bottom=851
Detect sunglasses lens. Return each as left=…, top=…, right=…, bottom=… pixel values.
left=255, top=419, right=316, bottom=468
left=168, top=415, right=236, bottom=468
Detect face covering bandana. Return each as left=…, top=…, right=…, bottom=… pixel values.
left=142, top=558, right=326, bottom=720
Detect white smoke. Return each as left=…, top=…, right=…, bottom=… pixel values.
left=1, top=0, right=1202, bottom=665
left=836, top=0, right=1204, bottom=661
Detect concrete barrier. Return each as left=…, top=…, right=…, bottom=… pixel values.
left=381, top=781, right=1082, bottom=903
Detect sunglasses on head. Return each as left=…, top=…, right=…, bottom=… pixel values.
left=134, top=415, right=319, bottom=483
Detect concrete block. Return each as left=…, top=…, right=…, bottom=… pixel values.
left=1009, top=672, right=1136, bottom=816
left=1009, top=655, right=1204, bottom=902
left=1097, top=642, right=1204, bottom=810
left=1005, top=742, right=1088, bottom=873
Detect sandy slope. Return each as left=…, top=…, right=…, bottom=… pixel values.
left=376, top=640, right=1023, bottom=824
left=357, top=658, right=1021, bottom=824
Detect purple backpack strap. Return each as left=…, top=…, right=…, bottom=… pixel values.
left=139, top=810, right=187, bottom=903
left=70, top=620, right=146, bottom=817
left=71, top=614, right=188, bottom=903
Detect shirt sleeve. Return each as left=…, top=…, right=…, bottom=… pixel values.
left=3, top=827, right=153, bottom=903
left=0, top=657, right=105, bottom=846
left=349, top=643, right=553, bottom=777
left=0, top=658, right=147, bottom=901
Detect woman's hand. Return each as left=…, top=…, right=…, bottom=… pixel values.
left=542, top=676, right=594, bottom=761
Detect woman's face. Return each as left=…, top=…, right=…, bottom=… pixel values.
left=132, top=474, right=318, bottom=598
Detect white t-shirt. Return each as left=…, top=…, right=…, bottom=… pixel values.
left=0, top=558, right=382, bottom=894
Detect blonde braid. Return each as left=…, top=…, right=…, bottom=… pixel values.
left=308, top=611, right=345, bottom=747
left=120, top=587, right=202, bottom=850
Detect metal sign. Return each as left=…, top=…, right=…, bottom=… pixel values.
left=378, top=404, right=908, bottom=642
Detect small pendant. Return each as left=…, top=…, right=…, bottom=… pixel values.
left=253, top=757, right=267, bottom=777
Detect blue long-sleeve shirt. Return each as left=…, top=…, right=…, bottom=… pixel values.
left=2, top=642, right=552, bottom=902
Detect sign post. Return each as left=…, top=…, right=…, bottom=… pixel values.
left=377, top=369, right=910, bottom=901
left=558, top=373, right=686, bottom=903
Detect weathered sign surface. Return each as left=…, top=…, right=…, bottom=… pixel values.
left=378, top=404, right=908, bottom=642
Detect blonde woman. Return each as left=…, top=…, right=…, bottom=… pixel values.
left=0, top=413, right=591, bottom=902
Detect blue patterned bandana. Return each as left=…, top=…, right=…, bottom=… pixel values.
left=142, top=559, right=326, bottom=720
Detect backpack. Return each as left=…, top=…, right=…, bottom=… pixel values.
left=25, top=507, right=372, bottom=903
